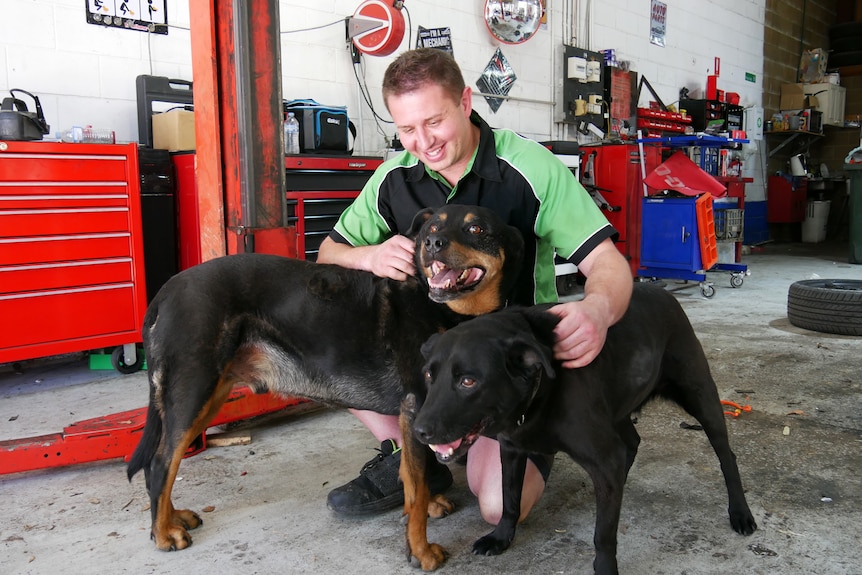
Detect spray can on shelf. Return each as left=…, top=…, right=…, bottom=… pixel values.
left=284, top=112, right=300, bottom=155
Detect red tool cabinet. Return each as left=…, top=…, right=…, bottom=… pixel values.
left=580, top=143, right=661, bottom=276
left=0, top=141, right=147, bottom=365
left=285, top=155, right=383, bottom=261
left=767, top=174, right=808, bottom=223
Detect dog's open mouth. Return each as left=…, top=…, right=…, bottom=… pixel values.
left=428, top=425, right=484, bottom=463
left=426, top=261, right=485, bottom=300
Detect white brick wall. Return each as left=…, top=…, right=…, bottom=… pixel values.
left=0, top=0, right=764, bottom=157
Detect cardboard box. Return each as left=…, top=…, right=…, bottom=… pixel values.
left=152, top=109, right=195, bottom=151
left=780, top=84, right=808, bottom=110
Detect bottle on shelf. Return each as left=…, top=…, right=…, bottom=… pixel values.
left=57, top=125, right=116, bottom=144
left=284, top=112, right=300, bottom=155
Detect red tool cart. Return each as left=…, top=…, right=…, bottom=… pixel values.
left=0, top=141, right=148, bottom=371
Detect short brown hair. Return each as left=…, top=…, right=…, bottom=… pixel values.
left=382, top=48, right=466, bottom=109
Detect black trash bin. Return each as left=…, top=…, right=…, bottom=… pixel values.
left=846, top=163, right=862, bottom=264
left=138, top=147, right=179, bottom=301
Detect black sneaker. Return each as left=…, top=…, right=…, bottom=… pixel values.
left=326, top=439, right=453, bottom=516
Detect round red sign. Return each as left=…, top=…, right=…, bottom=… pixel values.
left=351, top=0, right=405, bottom=57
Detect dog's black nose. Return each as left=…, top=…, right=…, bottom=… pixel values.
left=413, top=422, right=433, bottom=444
left=424, top=234, right=448, bottom=254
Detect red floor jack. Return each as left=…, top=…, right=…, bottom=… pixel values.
left=0, top=387, right=304, bottom=475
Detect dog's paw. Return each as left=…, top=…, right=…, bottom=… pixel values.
left=472, top=533, right=511, bottom=556
left=153, top=508, right=202, bottom=551
left=154, top=525, right=193, bottom=551
left=428, top=494, right=454, bottom=518
left=409, top=542, right=448, bottom=571
left=729, top=508, right=757, bottom=535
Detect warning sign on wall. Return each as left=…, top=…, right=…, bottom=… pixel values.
left=86, top=0, right=168, bottom=35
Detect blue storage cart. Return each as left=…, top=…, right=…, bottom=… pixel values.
left=639, top=196, right=748, bottom=297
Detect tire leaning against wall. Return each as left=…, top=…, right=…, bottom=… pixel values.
left=787, top=279, right=862, bottom=336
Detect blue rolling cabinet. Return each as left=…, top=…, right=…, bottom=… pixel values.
left=639, top=195, right=747, bottom=297
left=639, top=197, right=715, bottom=296
left=640, top=197, right=703, bottom=271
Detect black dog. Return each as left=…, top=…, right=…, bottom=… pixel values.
left=126, top=204, right=523, bottom=570
left=413, top=282, right=757, bottom=575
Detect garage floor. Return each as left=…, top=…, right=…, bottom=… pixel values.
left=1, top=240, right=861, bottom=575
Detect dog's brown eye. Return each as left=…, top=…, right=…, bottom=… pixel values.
left=429, top=224, right=439, bottom=233
left=460, top=377, right=476, bottom=388
left=468, top=224, right=483, bottom=235
left=424, top=370, right=432, bottom=382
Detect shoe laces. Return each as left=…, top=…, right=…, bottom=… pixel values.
left=361, top=440, right=400, bottom=473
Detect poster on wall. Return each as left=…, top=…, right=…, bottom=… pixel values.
left=650, top=0, right=666, bottom=47
left=416, top=27, right=453, bottom=55
left=86, top=0, right=168, bottom=34
left=476, top=48, right=517, bottom=113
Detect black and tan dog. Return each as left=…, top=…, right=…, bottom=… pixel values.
left=412, top=282, right=757, bottom=575
left=126, top=204, right=524, bottom=570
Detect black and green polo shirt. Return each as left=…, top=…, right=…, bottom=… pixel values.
left=330, top=112, right=616, bottom=305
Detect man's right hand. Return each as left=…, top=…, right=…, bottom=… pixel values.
left=318, top=235, right=416, bottom=282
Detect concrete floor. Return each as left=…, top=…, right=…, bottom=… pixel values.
left=1, top=240, right=861, bottom=575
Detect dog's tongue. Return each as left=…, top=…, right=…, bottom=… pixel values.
left=430, top=439, right=462, bottom=457
left=429, top=267, right=483, bottom=290
left=429, top=268, right=460, bottom=289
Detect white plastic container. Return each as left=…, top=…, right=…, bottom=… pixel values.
left=802, top=200, right=830, bottom=243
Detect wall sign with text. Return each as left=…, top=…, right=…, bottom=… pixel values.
left=650, top=0, right=666, bottom=47
left=416, top=27, right=453, bottom=55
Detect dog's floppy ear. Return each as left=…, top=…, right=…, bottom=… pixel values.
left=506, top=335, right=556, bottom=380
left=420, top=332, right=442, bottom=360
left=407, top=208, right=436, bottom=239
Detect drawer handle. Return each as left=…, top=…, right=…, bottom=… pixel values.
left=681, top=226, right=690, bottom=243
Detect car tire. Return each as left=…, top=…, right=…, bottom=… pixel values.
left=787, top=279, right=862, bottom=336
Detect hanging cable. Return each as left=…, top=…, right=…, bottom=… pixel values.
left=352, top=56, right=393, bottom=143
left=280, top=19, right=345, bottom=35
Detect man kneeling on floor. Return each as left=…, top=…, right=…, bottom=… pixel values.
left=317, top=48, right=633, bottom=523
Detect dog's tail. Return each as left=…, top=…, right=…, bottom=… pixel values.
left=127, top=402, right=161, bottom=481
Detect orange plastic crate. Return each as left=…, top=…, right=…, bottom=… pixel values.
left=695, top=194, right=718, bottom=271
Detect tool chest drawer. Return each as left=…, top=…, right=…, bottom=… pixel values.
left=0, top=233, right=132, bottom=266
left=0, top=140, right=147, bottom=365
left=0, top=149, right=130, bottom=182
left=0, top=258, right=133, bottom=295
left=0, top=206, right=133, bottom=237
left=0, top=285, right=138, bottom=350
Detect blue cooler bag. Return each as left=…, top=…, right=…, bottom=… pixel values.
left=284, top=99, right=355, bottom=155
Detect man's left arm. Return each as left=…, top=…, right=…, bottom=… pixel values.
left=549, top=238, right=633, bottom=369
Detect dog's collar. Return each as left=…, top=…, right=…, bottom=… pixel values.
left=516, top=370, right=544, bottom=427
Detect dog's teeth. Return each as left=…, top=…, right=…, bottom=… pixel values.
left=445, top=447, right=454, bottom=457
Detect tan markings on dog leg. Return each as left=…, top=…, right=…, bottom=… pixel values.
left=445, top=247, right=506, bottom=316
left=152, top=374, right=234, bottom=550
left=400, top=411, right=447, bottom=570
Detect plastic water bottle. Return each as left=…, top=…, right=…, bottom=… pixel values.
left=284, top=112, right=300, bottom=154
left=58, top=125, right=116, bottom=144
